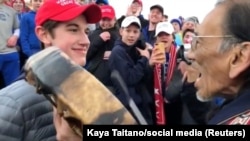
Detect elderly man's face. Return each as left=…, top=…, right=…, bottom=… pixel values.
left=187, top=5, right=235, bottom=102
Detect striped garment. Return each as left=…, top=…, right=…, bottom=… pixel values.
left=154, top=44, right=177, bottom=125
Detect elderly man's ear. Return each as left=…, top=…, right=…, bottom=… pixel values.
left=229, top=42, right=250, bottom=79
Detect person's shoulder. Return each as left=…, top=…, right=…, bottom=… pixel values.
left=22, top=11, right=34, bottom=18
left=0, top=80, right=39, bottom=124
left=0, top=80, right=55, bottom=140
left=88, top=28, right=102, bottom=38
left=222, top=110, right=250, bottom=125
left=0, top=80, right=47, bottom=108
left=109, top=27, right=120, bottom=36
left=2, top=5, right=17, bottom=14
left=22, top=12, right=30, bottom=17
left=112, top=43, right=125, bottom=52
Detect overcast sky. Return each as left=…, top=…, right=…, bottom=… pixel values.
left=109, top=0, right=218, bottom=23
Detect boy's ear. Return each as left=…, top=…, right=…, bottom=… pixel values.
left=35, top=26, right=52, bottom=47
left=119, top=28, right=123, bottom=36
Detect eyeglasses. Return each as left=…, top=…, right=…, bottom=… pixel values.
left=191, top=35, right=234, bottom=50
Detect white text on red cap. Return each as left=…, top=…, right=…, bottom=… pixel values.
left=102, top=8, right=112, bottom=13
left=56, top=0, right=79, bottom=6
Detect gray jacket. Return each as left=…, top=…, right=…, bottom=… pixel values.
left=0, top=80, right=56, bottom=141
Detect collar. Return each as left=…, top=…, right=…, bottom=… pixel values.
left=208, top=88, right=250, bottom=124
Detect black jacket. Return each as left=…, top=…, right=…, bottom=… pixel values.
left=0, top=80, right=56, bottom=141
left=86, top=27, right=119, bottom=87
left=165, top=68, right=212, bottom=124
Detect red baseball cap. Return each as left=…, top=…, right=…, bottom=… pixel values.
left=100, top=5, right=115, bottom=19
left=132, top=0, right=142, bottom=6
left=35, top=0, right=102, bottom=26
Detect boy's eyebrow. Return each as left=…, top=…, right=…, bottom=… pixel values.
left=66, top=23, right=79, bottom=28
left=66, top=23, right=89, bottom=32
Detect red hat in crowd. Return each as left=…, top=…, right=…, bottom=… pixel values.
left=35, top=0, right=102, bottom=26
left=132, top=0, right=142, bottom=7
left=100, top=5, right=115, bottom=19
left=11, top=0, right=25, bottom=6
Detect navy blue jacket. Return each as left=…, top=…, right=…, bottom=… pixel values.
left=141, top=25, right=156, bottom=46
left=208, top=88, right=250, bottom=125
left=109, top=39, right=153, bottom=107
left=109, top=39, right=155, bottom=124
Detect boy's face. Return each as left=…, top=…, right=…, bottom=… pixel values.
left=172, top=22, right=180, bottom=32
left=183, top=31, right=194, bottom=44
left=131, top=2, right=140, bottom=13
left=99, top=17, right=115, bottom=30
left=120, top=24, right=140, bottom=46
left=31, top=0, right=43, bottom=11
left=148, top=8, right=163, bottom=24
left=12, top=0, right=24, bottom=12
left=156, top=32, right=173, bottom=52
left=36, top=15, right=90, bottom=66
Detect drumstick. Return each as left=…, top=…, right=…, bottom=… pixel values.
left=110, top=70, right=148, bottom=125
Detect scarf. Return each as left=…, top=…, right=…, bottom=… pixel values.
left=166, top=44, right=177, bottom=86
left=154, top=44, right=177, bottom=125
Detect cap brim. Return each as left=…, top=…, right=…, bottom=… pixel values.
left=102, top=14, right=114, bottom=20
left=50, top=4, right=101, bottom=24
left=155, top=31, right=171, bottom=37
left=123, top=22, right=141, bottom=28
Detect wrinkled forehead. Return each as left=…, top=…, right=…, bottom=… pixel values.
left=196, top=6, right=226, bottom=36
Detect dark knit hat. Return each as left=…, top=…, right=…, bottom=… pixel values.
left=170, top=18, right=182, bottom=28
